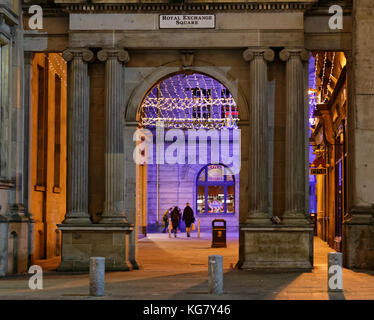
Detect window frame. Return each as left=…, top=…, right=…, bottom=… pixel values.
left=196, top=164, right=235, bottom=216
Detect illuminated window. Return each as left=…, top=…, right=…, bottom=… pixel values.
left=196, top=164, right=235, bottom=215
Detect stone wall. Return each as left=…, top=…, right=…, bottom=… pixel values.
left=343, top=0, right=374, bottom=269
left=0, top=0, right=32, bottom=276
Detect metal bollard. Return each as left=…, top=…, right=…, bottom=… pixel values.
left=208, top=255, right=223, bottom=294
left=328, top=252, right=343, bottom=292
left=168, top=218, right=172, bottom=238
left=197, top=218, right=200, bottom=239
left=89, top=257, right=105, bottom=296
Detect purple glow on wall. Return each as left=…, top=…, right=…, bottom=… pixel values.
left=309, top=54, right=317, bottom=214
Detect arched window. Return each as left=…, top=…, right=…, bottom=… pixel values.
left=196, top=164, right=235, bottom=215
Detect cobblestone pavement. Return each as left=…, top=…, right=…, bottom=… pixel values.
left=0, top=232, right=374, bottom=300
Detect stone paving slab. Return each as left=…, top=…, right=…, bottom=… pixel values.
left=1, top=234, right=374, bottom=300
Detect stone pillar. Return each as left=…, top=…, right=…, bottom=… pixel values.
left=89, top=257, right=105, bottom=296
left=208, top=255, right=223, bottom=294
left=62, top=48, right=94, bottom=224
left=124, top=123, right=139, bottom=269
left=242, top=48, right=274, bottom=224
left=279, top=48, right=310, bottom=225
left=97, top=48, right=130, bottom=224
left=343, top=48, right=374, bottom=269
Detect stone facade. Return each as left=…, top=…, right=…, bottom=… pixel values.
left=343, top=0, right=374, bottom=269
left=0, top=0, right=31, bottom=276
left=29, top=52, right=67, bottom=265
left=2, top=0, right=374, bottom=275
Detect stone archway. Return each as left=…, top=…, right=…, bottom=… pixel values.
left=123, top=63, right=250, bottom=268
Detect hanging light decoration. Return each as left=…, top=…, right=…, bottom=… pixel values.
left=308, top=53, right=318, bottom=126
left=318, top=52, right=336, bottom=104
left=140, top=73, right=239, bottom=129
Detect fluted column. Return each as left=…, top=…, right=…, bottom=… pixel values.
left=62, top=48, right=94, bottom=224
left=280, top=48, right=310, bottom=225
left=98, top=48, right=130, bottom=224
left=243, top=48, right=274, bottom=224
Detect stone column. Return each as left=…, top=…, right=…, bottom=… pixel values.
left=62, top=48, right=94, bottom=224
left=97, top=48, right=130, bottom=224
left=280, top=48, right=310, bottom=225
left=243, top=48, right=274, bottom=224
left=125, top=123, right=139, bottom=269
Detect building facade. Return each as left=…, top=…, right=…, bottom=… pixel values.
left=310, top=51, right=348, bottom=252
left=1, top=0, right=374, bottom=275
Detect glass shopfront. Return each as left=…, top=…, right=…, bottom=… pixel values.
left=196, top=164, right=235, bottom=215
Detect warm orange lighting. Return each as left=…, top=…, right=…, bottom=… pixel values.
left=308, top=89, right=318, bottom=95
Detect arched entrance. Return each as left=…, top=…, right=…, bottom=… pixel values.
left=127, top=70, right=245, bottom=269
left=136, top=71, right=241, bottom=235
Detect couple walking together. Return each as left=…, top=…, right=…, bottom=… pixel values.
left=163, top=203, right=195, bottom=238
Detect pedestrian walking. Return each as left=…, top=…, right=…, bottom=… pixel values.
left=183, top=203, right=195, bottom=238
left=171, top=206, right=181, bottom=238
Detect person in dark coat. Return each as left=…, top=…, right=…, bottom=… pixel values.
left=170, top=206, right=181, bottom=238
left=183, top=203, right=195, bottom=237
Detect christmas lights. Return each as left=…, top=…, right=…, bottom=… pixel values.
left=140, top=73, right=239, bottom=129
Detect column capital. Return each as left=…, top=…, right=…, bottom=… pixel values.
left=279, top=48, right=310, bottom=62
left=62, top=48, right=95, bottom=63
left=243, top=48, right=275, bottom=63
left=97, top=48, right=130, bottom=64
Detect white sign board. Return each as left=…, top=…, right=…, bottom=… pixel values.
left=159, top=14, right=215, bottom=29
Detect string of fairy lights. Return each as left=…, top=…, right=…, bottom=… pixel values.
left=321, top=51, right=336, bottom=104
left=140, top=73, right=239, bottom=129
left=46, top=53, right=67, bottom=88
left=308, top=51, right=337, bottom=126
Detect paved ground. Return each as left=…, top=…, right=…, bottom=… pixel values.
left=1, top=232, right=374, bottom=300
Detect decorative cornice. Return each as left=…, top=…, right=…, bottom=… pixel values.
left=0, top=5, right=19, bottom=26
left=62, top=48, right=95, bottom=63
left=279, top=48, right=310, bottom=62
left=243, top=48, right=275, bottom=63
left=97, top=48, right=130, bottom=63
left=63, top=2, right=317, bottom=14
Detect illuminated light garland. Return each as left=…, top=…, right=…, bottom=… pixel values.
left=318, top=52, right=336, bottom=104
left=140, top=73, right=240, bottom=129
left=46, top=53, right=68, bottom=88
left=308, top=53, right=318, bottom=126
left=321, top=52, right=336, bottom=104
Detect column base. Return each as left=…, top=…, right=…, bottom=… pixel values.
left=245, top=212, right=272, bottom=225
left=99, top=217, right=129, bottom=224
left=239, top=224, right=314, bottom=270
left=57, top=223, right=134, bottom=272
left=99, top=211, right=129, bottom=224
left=62, top=212, right=92, bottom=224
left=282, top=211, right=312, bottom=226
